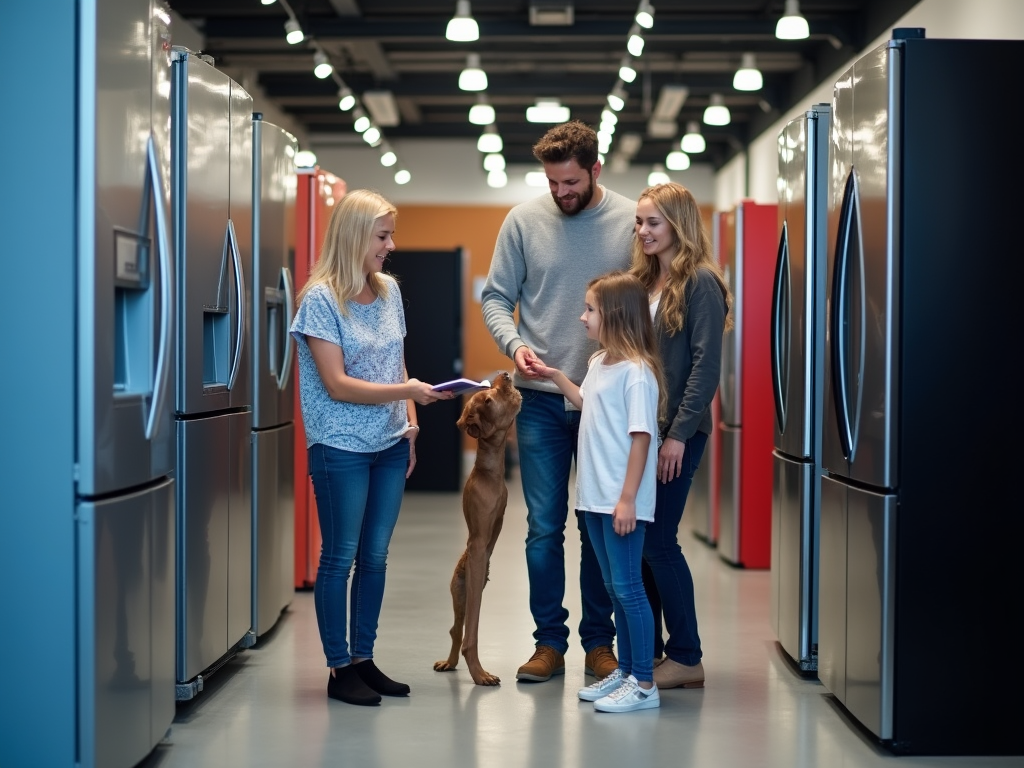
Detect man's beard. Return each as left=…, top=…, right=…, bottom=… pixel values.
left=551, top=174, right=595, bottom=216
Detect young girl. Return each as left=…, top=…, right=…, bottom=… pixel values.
left=290, top=189, right=452, bottom=706
left=527, top=271, right=666, bottom=712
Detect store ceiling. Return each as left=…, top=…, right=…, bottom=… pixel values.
left=165, top=0, right=917, bottom=169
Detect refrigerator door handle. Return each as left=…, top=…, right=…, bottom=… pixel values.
left=831, top=169, right=857, bottom=458
left=226, top=218, right=246, bottom=391
left=277, top=266, right=295, bottom=391
left=145, top=136, right=174, bottom=440
left=771, top=222, right=789, bottom=432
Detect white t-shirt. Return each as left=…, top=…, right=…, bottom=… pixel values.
left=575, top=351, right=659, bottom=521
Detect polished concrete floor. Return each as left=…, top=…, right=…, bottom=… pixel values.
left=142, top=469, right=1020, bottom=768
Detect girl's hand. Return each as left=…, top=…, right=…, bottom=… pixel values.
left=657, top=437, right=686, bottom=484
left=612, top=500, right=637, bottom=536
left=525, top=357, right=560, bottom=379
left=408, top=378, right=452, bottom=405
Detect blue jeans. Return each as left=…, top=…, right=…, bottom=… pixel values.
left=516, top=389, right=615, bottom=654
left=308, top=440, right=409, bottom=668
left=642, top=430, right=708, bottom=666
left=584, top=513, right=654, bottom=683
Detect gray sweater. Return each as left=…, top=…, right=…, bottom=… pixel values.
left=657, top=267, right=728, bottom=441
left=482, top=186, right=636, bottom=392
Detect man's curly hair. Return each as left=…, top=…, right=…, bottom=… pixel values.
left=532, top=119, right=599, bottom=169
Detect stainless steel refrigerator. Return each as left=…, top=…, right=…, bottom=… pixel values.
left=171, top=47, right=254, bottom=698
left=76, top=0, right=177, bottom=763
left=769, top=104, right=829, bottom=673
left=819, top=30, right=1023, bottom=755
left=250, top=115, right=297, bottom=638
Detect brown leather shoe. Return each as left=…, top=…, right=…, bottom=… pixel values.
left=515, top=646, right=565, bottom=682
left=653, top=658, right=705, bottom=689
left=584, top=645, right=618, bottom=680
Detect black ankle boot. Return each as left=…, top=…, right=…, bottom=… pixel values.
left=353, top=660, right=411, bottom=696
left=328, top=665, right=381, bottom=706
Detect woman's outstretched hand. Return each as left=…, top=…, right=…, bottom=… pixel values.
left=407, top=378, right=453, bottom=405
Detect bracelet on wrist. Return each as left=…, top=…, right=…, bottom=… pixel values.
left=407, top=424, right=420, bottom=432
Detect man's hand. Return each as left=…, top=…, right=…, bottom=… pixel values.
left=657, top=437, right=687, bottom=484
left=514, top=346, right=541, bottom=379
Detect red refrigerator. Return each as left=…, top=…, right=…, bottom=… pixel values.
left=715, top=200, right=776, bottom=568
left=293, top=167, right=346, bottom=588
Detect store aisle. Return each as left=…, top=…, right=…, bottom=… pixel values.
left=140, top=473, right=1017, bottom=768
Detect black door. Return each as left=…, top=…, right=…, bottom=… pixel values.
left=385, top=249, right=463, bottom=491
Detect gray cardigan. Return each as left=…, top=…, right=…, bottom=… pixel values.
left=656, top=267, right=728, bottom=442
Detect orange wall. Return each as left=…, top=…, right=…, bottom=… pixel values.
left=394, top=205, right=514, bottom=384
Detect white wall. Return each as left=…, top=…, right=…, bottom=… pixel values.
left=310, top=137, right=717, bottom=207
left=722, top=0, right=1024, bottom=209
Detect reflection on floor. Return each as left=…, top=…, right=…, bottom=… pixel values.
left=142, top=472, right=1019, bottom=768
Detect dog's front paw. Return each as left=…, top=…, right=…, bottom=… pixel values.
left=471, top=669, right=501, bottom=686
left=433, top=660, right=458, bottom=672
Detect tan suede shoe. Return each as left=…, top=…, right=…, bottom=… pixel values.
left=584, top=645, right=619, bottom=680
left=653, top=658, right=705, bottom=689
left=515, top=646, right=565, bottom=682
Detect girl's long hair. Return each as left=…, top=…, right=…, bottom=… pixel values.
left=629, top=183, right=732, bottom=335
left=297, top=188, right=397, bottom=313
left=589, top=271, right=667, bottom=420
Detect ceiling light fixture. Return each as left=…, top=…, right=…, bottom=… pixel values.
left=635, top=0, right=655, bottom=29
left=294, top=149, right=317, bottom=168
left=313, top=50, right=333, bottom=79
left=647, top=164, right=670, bottom=185
left=394, top=169, right=412, bottom=185
left=362, top=90, right=401, bottom=126
left=703, top=93, right=731, bottom=126
left=775, top=0, right=809, bottom=40
left=526, top=100, right=570, bottom=123
left=459, top=53, right=488, bottom=91
left=337, top=86, right=355, bottom=112
left=525, top=171, right=548, bottom=187
left=627, top=28, right=645, bottom=57
left=469, top=94, right=496, bottom=125
left=681, top=121, right=706, bottom=154
left=380, top=145, right=398, bottom=167
left=733, top=52, right=763, bottom=91
left=352, top=108, right=370, bottom=133
left=483, top=153, right=505, bottom=171
left=261, top=0, right=276, bottom=5
left=362, top=126, right=382, bottom=145
left=618, top=57, right=637, bottom=83
left=666, top=150, right=690, bottom=171
left=487, top=169, right=508, bottom=188
left=446, top=0, right=479, bottom=42
left=607, top=85, right=627, bottom=112
left=477, top=124, right=503, bottom=153
left=284, top=19, right=304, bottom=45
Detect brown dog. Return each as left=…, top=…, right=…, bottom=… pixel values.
left=433, top=372, right=522, bottom=685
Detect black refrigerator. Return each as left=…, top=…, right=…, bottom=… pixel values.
left=818, top=29, right=1023, bottom=755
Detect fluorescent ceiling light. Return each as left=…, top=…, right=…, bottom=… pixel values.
left=469, top=102, right=495, bottom=125
left=284, top=19, right=304, bottom=45
left=483, top=153, right=505, bottom=171
left=525, top=171, right=548, bottom=187
left=666, top=150, right=690, bottom=171
left=526, top=100, right=570, bottom=123
left=459, top=53, right=488, bottom=91
left=681, top=121, right=706, bottom=153
left=362, top=90, right=401, bottom=126
left=646, top=119, right=676, bottom=139
left=487, top=169, right=508, bottom=188
left=733, top=52, right=763, bottom=91
left=776, top=0, right=809, bottom=40
left=528, top=3, right=574, bottom=26
left=313, top=50, right=333, bottom=79
left=394, top=169, right=412, bottom=185
left=652, top=84, right=688, bottom=121
left=477, top=125, right=502, bottom=153
left=648, top=164, right=670, bottom=185
left=446, top=0, right=479, bottom=42
left=635, top=0, right=654, bottom=29
left=703, top=94, right=731, bottom=126
left=617, top=132, right=643, bottom=157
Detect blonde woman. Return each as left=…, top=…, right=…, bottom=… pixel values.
left=631, top=183, right=731, bottom=690
left=290, top=189, right=452, bottom=706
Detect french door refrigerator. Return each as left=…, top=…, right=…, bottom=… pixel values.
left=715, top=201, right=776, bottom=569
left=818, top=30, right=1023, bottom=755
left=251, top=115, right=298, bottom=638
left=68, top=1, right=178, bottom=764
left=769, top=104, right=829, bottom=673
left=171, top=47, right=254, bottom=699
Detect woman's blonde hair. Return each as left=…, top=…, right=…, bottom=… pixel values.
left=297, top=188, right=397, bottom=312
left=588, top=271, right=667, bottom=420
left=630, top=183, right=732, bottom=335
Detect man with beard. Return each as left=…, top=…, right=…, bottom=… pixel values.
left=482, top=120, right=635, bottom=683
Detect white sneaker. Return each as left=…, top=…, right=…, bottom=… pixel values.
left=594, top=675, right=660, bottom=712
left=578, top=668, right=625, bottom=701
